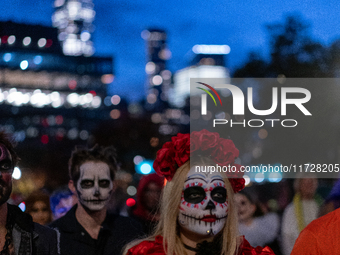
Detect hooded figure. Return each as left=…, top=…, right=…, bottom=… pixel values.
left=133, top=173, right=164, bottom=235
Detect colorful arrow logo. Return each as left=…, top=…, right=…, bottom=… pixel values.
left=196, top=82, right=223, bottom=106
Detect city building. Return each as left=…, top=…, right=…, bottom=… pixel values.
left=52, top=0, right=96, bottom=56
left=142, top=29, right=172, bottom=110
left=0, top=20, right=114, bottom=187
left=170, top=44, right=231, bottom=108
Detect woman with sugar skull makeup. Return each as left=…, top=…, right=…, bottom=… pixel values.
left=124, top=130, right=275, bottom=255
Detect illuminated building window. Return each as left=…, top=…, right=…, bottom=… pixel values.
left=23, top=37, right=31, bottom=46
left=8, top=35, right=16, bottom=45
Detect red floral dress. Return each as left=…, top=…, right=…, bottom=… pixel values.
left=126, top=235, right=275, bottom=255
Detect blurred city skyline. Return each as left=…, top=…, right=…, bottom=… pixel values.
left=1, top=0, right=340, bottom=101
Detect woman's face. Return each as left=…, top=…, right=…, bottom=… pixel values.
left=30, top=201, right=51, bottom=225
left=234, top=193, right=256, bottom=222
left=178, top=167, right=229, bottom=237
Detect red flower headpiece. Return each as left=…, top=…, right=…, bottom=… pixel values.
left=153, top=129, right=245, bottom=193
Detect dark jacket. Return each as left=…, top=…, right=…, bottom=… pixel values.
left=7, top=203, right=59, bottom=255
left=49, top=205, right=143, bottom=255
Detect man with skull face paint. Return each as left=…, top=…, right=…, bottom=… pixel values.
left=125, top=130, right=275, bottom=255
left=50, top=145, right=143, bottom=255
left=0, top=131, right=59, bottom=255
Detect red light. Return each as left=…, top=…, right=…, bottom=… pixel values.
left=89, top=90, right=96, bottom=96
left=45, top=39, right=53, bottom=48
left=56, top=135, right=63, bottom=141
left=56, top=131, right=64, bottom=141
left=1, top=35, right=8, bottom=44
left=55, top=115, right=63, bottom=125
left=126, top=198, right=136, bottom=207
left=41, top=118, right=49, bottom=127
left=41, top=135, right=49, bottom=144
left=68, top=80, right=77, bottom=90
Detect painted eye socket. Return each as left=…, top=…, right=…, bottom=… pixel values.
left=80, top=180, right=94, bottom=189
left=99, top=180, right=110, bottom=188
left=184, top=186, right=205, bottom=204
left=0, top=160, right=12, bottom=171
left=211, top=187, right=227, bottom=203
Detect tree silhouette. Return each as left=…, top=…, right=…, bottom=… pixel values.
left=234, top=15, right=330, bottom=77
left=232, top=14, right=340, bottom=166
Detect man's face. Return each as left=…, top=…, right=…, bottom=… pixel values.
left=178, top=167, right=228, bottom=237
left=54, top=195, right=77, bottom=219
left=0, top=143, right=13, bottom=206
left=76, top=161, right=113, bottom=211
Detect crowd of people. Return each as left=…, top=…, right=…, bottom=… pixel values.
left=0, top=129, right=339, bottom=255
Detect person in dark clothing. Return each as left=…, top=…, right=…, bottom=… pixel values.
left=50, top=204, right=142, bottom=255
left=49, top=145, right=143, bottom=255
left=132, top=174, right=163, bottom=235
left=0, top=131, right=59, bottom=255
left=7, top=204, right=59, bottom=255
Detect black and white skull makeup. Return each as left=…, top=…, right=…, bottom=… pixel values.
left=76, top=161, right=113, bottom=211
left=178, top=167, right=228, bottom=236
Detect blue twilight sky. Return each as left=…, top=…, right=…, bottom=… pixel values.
left=1, top=0, right=340, bottom=101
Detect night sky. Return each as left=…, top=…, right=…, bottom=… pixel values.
left=1, top=0, right=340, bottom=101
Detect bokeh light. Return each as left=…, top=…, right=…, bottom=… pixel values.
left=12, top=167, right=22, bottom=180
left=126, top=198, right=136, bottom=207
left=127, top=186, right=137, bottom=196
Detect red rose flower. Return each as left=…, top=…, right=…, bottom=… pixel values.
left=172, top=133, right=190, bottom=166
left=229, top=177, right=245, bottom=193
left=227, top=164, right=245, bottom=193
left=211, top=138, right=239, bottom=166
left=192, top=129, right=220, bottom=151
left=153, top=141, right=177, bottom=181
left=190, top=132, right=201, bottom=153
left=153, top=130, right=245, bottom=193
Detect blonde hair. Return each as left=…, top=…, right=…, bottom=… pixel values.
left=124, top=159, right=240, bottom=255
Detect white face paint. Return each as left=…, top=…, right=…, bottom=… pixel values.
left=76, top=161, right=113, bottom=211
left=178, top=167, right=228, bottom=237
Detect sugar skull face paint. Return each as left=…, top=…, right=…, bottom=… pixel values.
left=76, top=161, right=113, bottom=211
left=0, top=143, right=13, bottom=206
left=178, top=167, right=228, bottom=237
